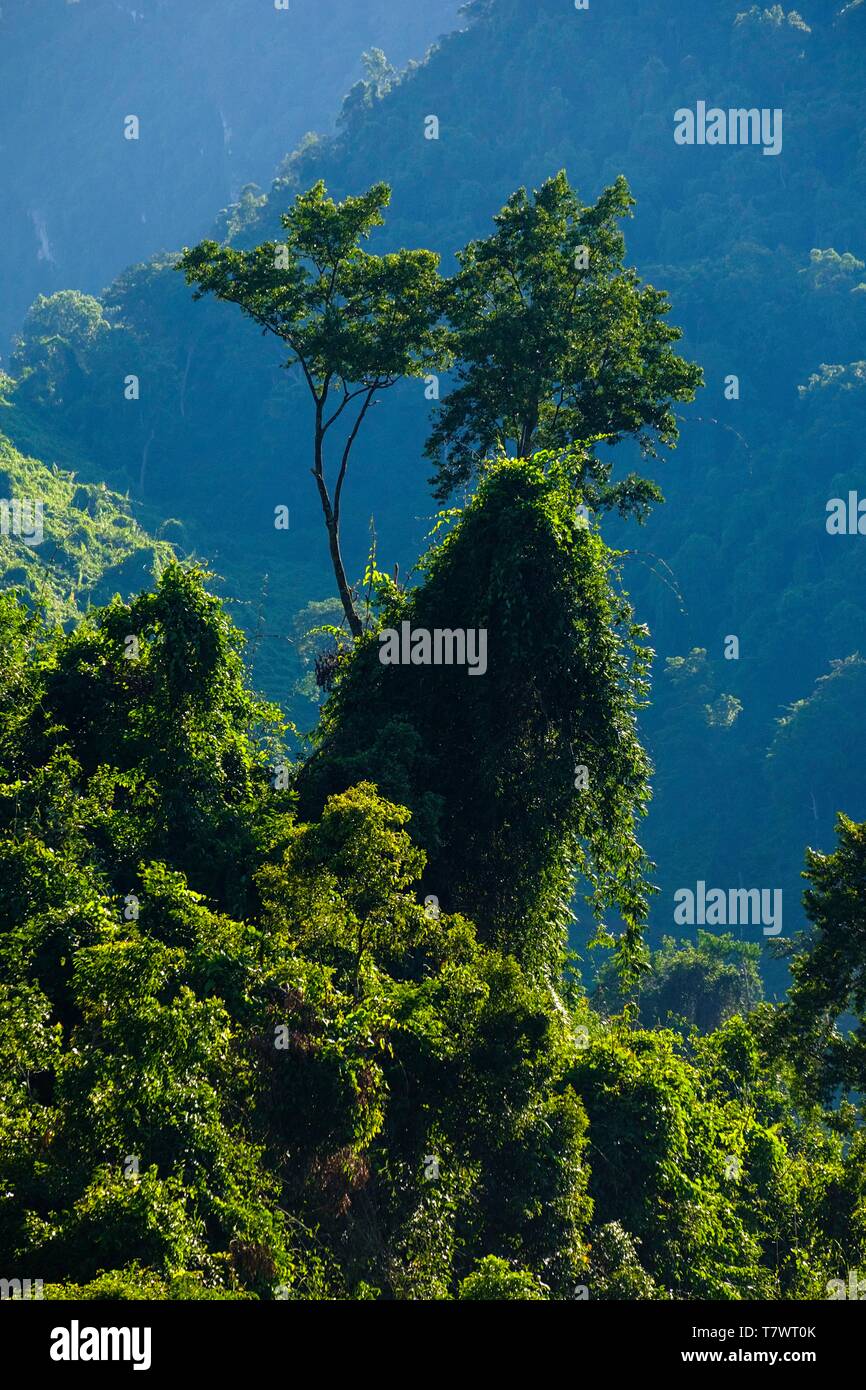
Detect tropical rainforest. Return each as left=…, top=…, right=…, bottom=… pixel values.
left=1, top=0, right=866, bottom=1304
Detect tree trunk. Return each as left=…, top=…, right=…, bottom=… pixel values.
left=326, top=509, right=363, bottom=639
left=518, top=416, right=537, bottom=457
left=312, top=414, right=363, bottom=638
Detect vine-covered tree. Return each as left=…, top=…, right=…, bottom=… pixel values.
left=297, top=450, right=654, bottom=981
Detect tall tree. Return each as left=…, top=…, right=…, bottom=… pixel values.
left=425, top=171, right=702, bottom=512
left=179, top=182, right=450, bottom=636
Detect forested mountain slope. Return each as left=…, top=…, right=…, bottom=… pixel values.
left=5, top=0, right=866, bottom=1308
left=4, top=0, right=866, bottom=954
left=0, top=400, right=172, bottom=621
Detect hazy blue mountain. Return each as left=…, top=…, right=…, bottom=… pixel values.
left=0, top=0, right=465, bottom=351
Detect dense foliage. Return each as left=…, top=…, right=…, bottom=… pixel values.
left=1, top=537, right=865, bottom=1300
left=2, top=0, right=865, bottom=1305
left=0, top=559, right=592, bottom=1298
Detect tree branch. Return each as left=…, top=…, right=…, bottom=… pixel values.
left=334, top=384, right=378, bottom=528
